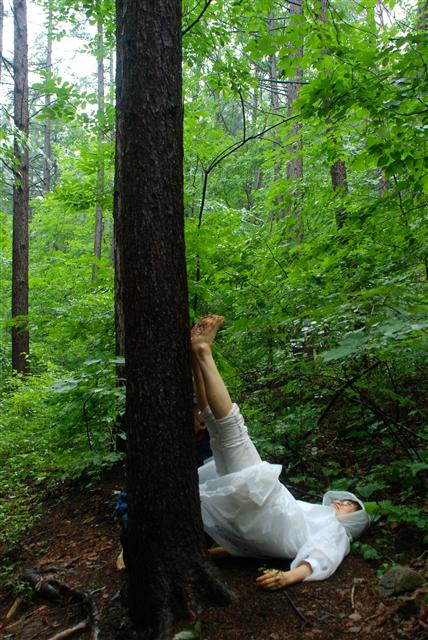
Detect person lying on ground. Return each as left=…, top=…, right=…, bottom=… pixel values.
left=191, top=314, right=370, bottom=590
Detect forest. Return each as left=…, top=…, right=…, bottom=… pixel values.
left=0, top=1, right=427, bottom=639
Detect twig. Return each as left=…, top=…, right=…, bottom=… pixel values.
left=46, top=620, right=89, bottom=640
left=351, top=583, right=356, bottom=610
left=283, top=589, right=313, bottom=627
left=265, top=241, right=288, bottom=278
left=22, top=570, right=99, bottom=639
left=317, top=361, right=381, bottom=426
left=182, top=0, right=213, bottom=36
left=349, top=385, right=422, bottom=460
left=192, top=112, right=300, bottom=313
left=6, top=597, right=23, bottom=619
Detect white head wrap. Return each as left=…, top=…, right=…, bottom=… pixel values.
left=322, top=490, right=370, bottom=541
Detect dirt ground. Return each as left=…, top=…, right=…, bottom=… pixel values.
left=0, top=467, right=426, bottom=640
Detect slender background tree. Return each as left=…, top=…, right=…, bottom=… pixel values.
left=12, top=0, right=29, bottom=373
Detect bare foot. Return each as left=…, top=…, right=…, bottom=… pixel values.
left=191, top=314, right=224, bottom=347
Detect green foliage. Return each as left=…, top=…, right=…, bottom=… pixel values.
left=0, top=357, right=124, bottom=544
left=1, top=0, right=427, bottom=566
left=352, top=542, right=382, bottom=562
left=375, top=501, right=428, bottom=541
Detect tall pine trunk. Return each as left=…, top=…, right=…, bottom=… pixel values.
left=12, top=0, right=29, bottom=373
left=115, top=1, right=232, bottom=635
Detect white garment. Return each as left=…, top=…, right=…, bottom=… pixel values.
left=198, top=404, right=366, bottom=581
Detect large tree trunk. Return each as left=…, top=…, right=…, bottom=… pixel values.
left=92, top=9, right=105, bottom=281
left=113, top=32, right=124, bottom=367
left=43, top=5, right=52, bottom=193
left=12, top=0, right=29, bottom=373
left=115, top=1, right=232, bottom=636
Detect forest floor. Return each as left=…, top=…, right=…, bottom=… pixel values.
left=0, top=466, right=426, bottom=640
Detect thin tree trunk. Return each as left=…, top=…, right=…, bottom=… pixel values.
left=286, top=0, right=303, bottom=183
left=268, top=13, right=280, bottom=112
left=12, top=0, right=29, bottom=373
left=285, top=0, right=304, bottom=238
left=116, top=0, right=232, bottom=634
left=378, top=172, right=389, bottom=194
left=330, top=157, right=348, bottom=228
left=252, top=65, right=263, bottom=192
left=375, top=2, right=385, bottom=29
left=43, top=4, right=52, bottom=193
left=92, top=11, right=105, bottom=281
left=418, top=1, right=428, bottom=30
left=268, top=12, right=282, bottom=190
left=320, top=0, right=348, bottom=229
left=109, top=46, right=114, bottom=92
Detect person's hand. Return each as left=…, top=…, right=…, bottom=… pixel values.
left=256, top=563, right=312, bottom=590
left=256, top=569, right=290, bottom=590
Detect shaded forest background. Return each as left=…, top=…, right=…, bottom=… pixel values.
left=0, top=0, right=427, bottom=578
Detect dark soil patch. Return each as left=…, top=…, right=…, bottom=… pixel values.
left=0, top=467, right=425, bottom=640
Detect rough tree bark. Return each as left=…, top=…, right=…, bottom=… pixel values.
left=115, top=1, right=232, bottom=636
left=43, top=4, right=53, bottom=193
left=12, top=0, right=30, bottom=373
left=92, top=5, right=105, bottom=281
left=113, top=11, right=125, bottom=437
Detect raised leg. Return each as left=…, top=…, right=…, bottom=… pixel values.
left=191, top=315, right=232, bottom=420
left=192, top=315, right=261, bottom=475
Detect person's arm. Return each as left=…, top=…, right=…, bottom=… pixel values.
left=256, top=562, right=312, bottom=590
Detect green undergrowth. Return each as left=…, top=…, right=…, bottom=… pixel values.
left=0, top=358, right=125, bottom=546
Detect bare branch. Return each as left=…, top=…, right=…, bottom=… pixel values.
left=182, top=0, right=213, bottom=36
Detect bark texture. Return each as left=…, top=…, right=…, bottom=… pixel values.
left=12, top=0, right=29, bottom=373
left=115, top=1, right=232, bottom=636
